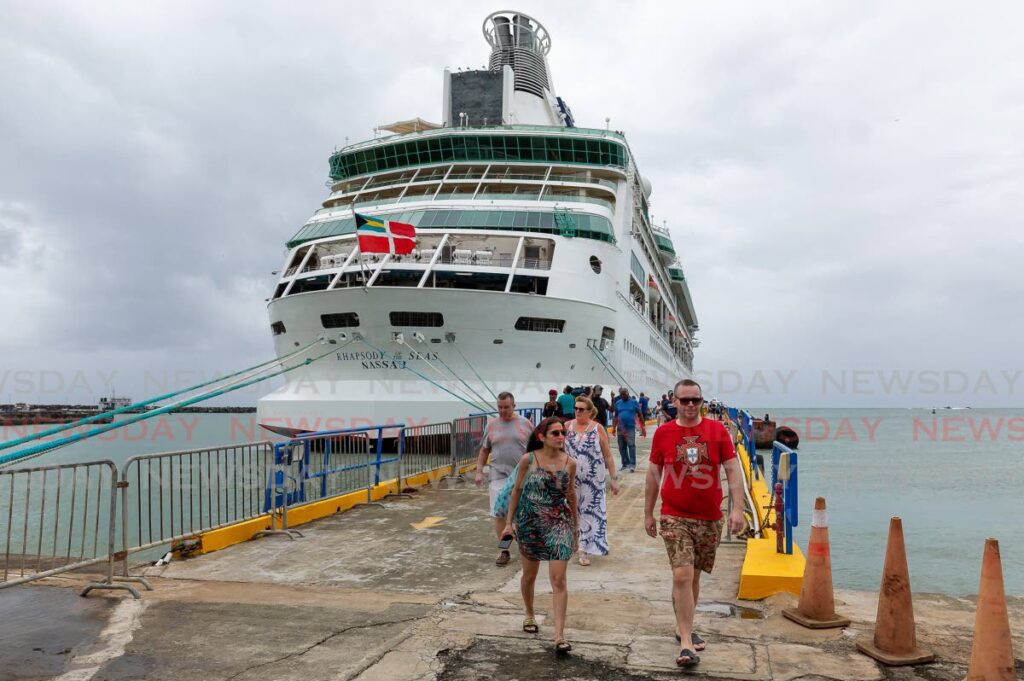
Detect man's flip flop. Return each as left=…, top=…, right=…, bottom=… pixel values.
left=555, top=640, right=572, bottom=655
left=673, top=632, right=706, bottom=651
left=676, top=648, right=700, bottom=667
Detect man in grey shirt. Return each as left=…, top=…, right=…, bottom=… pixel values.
left=475, top=391, right=534, bottom=566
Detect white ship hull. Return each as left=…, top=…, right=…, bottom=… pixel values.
left=258, top=286, right=690, bottom=431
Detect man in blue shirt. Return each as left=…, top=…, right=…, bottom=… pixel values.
left=639, top=392, right=650, bottom=422
left=660, top=394, right=677, bottom=423
left=556, top=385, right=576, bottom=419
left=612, top=388, right=642, bottom=472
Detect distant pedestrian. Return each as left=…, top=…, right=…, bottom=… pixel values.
left=644, top=379, right=746, bottom=667
left=475, top=392, right=533, bottom=567
left=583, top=386, right=593, bottom=398
left=612, top=388, right=642, bottom=472
left=639, top=392, right=650, bottom=422
left=542, top=389, right=560, bottom=418
left=763, top=413, right=770, bottom=422
left=660, top=393, right=677, bottom=424
left=556, top=385, right=576, bottom=419
left=564, top=396, right=620, bottom=566
left=503, top=417, right=579, bottom=655
left=591, top=385, right=610, bottom=427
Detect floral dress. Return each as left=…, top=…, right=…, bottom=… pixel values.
left=514, top=453, right=574, bottom=561
left=565, top=421, right=609, bottom=556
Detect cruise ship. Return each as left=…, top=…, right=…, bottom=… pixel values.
left=257, top=11, right=698, bottom=431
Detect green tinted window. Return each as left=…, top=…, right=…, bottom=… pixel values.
left=328, top=133, right=628, bottom=180
left=287, top=209, right=616, bottom=248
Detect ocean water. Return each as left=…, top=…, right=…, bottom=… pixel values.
left=753, top=408, right=1023, bottom=596
left=2, top=409, right=1021, bottom=595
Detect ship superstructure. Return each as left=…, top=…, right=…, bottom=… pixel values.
left=257, top=12, right=698, bottom=430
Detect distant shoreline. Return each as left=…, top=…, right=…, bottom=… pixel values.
left=0, top=404, right=256, bottom=426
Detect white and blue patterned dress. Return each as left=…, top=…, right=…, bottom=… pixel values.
left=565, top=421, right=609, bottom=556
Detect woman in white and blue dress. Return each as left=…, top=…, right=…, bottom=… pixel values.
left=564, top=395, right=621, bottom=566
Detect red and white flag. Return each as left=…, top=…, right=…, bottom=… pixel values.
left=355, top=213, right=416, bottom=255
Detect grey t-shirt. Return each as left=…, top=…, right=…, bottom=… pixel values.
left=481, top=415, right=533, bottom=482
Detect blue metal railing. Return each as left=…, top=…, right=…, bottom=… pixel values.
left=770, top=441, right=799, bottom=555
left=265, top=424, right=406, bottom=511
left=723, top=405, right=799, bottom=550
left=737, top=410, right=760, bottom=481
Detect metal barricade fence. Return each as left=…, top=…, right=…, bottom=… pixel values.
left=403, top=422, right=454, bottom=482
left=0, top=416, right=502, bottom=598
left=451, top=414, right=488, bottom=475
left=0, top=459, right=128, bottom=595
left=119, top=442, right=274, bottom=573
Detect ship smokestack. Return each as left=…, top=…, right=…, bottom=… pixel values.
left=483, top=11, right=552, bottom=98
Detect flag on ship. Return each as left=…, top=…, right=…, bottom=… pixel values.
left=355, top=213, right=416, bottom=255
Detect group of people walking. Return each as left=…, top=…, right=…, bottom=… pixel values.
left=475, top=381, right=747, bottom=667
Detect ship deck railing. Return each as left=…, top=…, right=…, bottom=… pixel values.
left=338, top=123, right=627, bottom=155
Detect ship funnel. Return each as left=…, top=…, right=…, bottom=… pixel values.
left=483, top=11, right=551, bottom=97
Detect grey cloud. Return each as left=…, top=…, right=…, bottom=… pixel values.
left=1, top=1, right=1022, bottom=406
left=0, top=225, right=22, bottom=267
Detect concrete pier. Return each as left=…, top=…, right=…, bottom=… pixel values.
left=1, top=433, right=1021, bottom=680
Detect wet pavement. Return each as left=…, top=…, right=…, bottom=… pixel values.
left=0, top=586, right=113, bottom=679
left=1, top=431, right=1021, bottom=680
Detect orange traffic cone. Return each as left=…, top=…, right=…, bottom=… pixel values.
left=855, top=517, right=934, bottom=665
left=964, top=538, right=1016, bottom=680
left=783, top=497, right=850, bottom=629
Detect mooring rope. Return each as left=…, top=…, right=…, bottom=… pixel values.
left=355, top=337, right=487, bottom=413
left=0, top=339, right=323, bottom=453
left=0, top=342, right=342, bottom=468
left=402, top=337, right=492, bottom=410
left=450, top=342, right=498, bottom=401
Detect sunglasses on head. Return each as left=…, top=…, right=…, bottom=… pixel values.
left=674, top=396, right=703, bottom=405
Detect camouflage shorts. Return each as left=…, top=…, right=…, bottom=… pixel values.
left=660, top=515, right=725, bottom=574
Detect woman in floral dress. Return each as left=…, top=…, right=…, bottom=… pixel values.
left=563, top=396, right=620, bottom=566
left=503, top=417, right=579, bottom=654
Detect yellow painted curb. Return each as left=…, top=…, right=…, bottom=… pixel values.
left=737, top=456, right=806, bottom=600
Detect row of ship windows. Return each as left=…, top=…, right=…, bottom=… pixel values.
left=270, top=314, right=574, bottom=335
left=278, top=272, right=550, bottom=297
left=289, top=208, right=615, bottom=248
left=649, top=333, right=675, bottom=365
left=622, top=338, right=673, bottom=380
left=329, top=135, right=628, bottom=180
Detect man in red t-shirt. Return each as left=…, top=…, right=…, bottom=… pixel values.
left=644, top=379, right=746, bottom=667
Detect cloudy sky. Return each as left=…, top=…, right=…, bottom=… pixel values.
left=2, top=1, right=1022, bottom=407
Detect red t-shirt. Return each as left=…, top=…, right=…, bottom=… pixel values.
left=649, top=418, right=737, bottom=521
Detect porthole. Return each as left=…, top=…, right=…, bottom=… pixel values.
left=569, top=343, right=576, bottom=349
left=589, top=256, right=602, bottom=274
left=493, top=339, right=504, bottom=344
left=536, top=362, right=542, bottom=368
